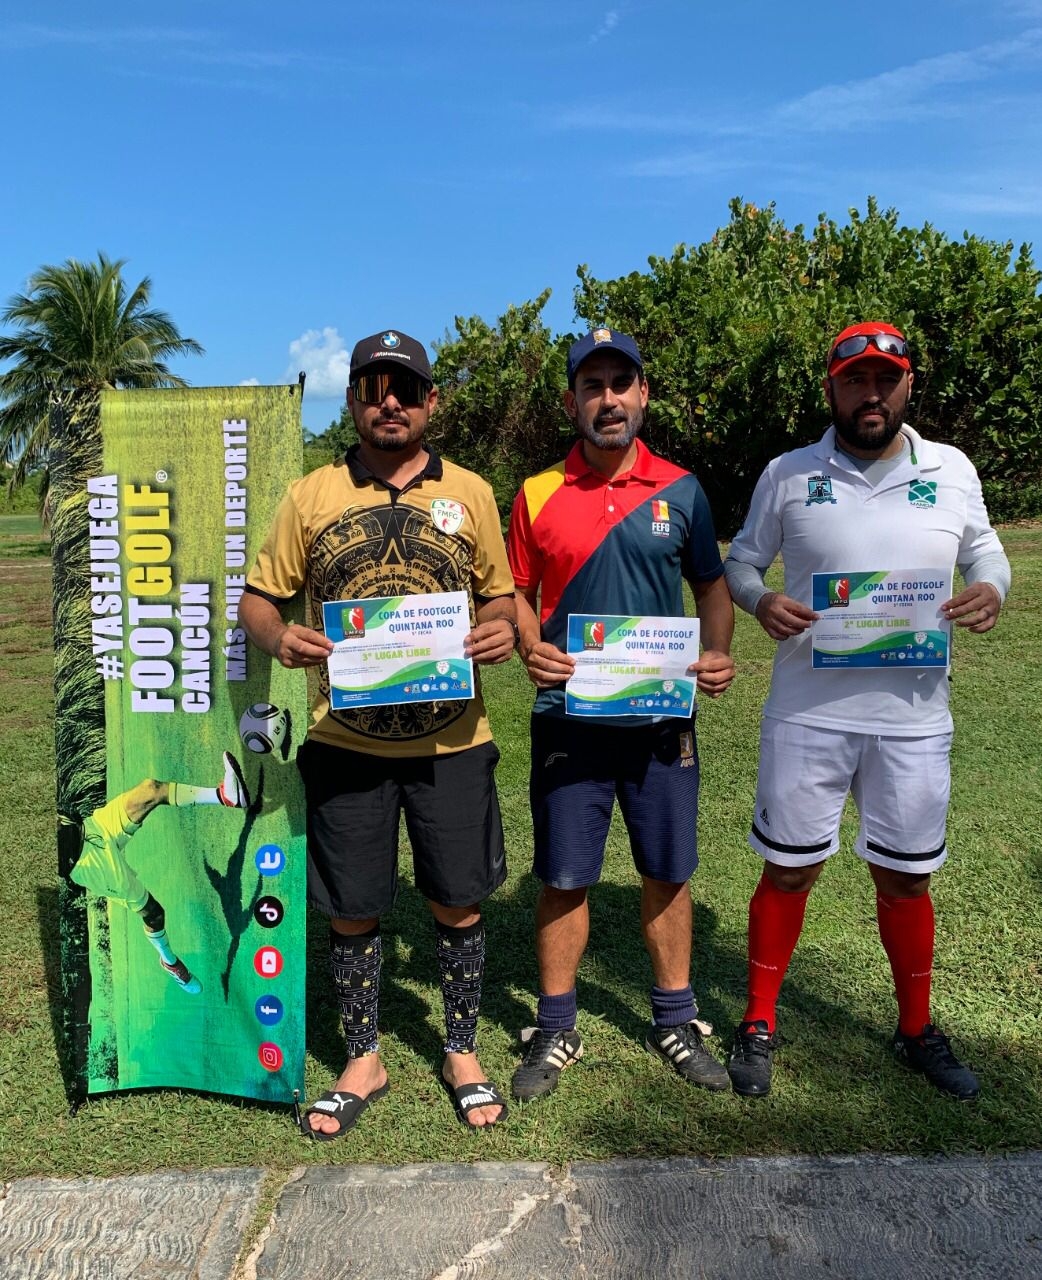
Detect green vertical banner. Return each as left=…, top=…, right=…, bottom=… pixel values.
left=54, top=385, right=306, bottom=1104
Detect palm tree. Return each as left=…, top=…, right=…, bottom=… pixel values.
left=0, top=252, right=203, bottom=492
left=3, top=257, right=204, bottom=1101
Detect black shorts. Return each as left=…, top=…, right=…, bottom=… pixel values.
left=297, top=738, right=507, bottom=919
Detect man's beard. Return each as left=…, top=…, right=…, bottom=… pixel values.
left=831, top=394, right=906, bottom=454
left=359, top=414, right=423, bottom=452
left=577, top=405, right=644, bottom=451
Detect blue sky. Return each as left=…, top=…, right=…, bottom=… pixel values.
left=3, top=1, right=1040, bottom=432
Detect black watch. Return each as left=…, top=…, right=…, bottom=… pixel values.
left=506, top=619, right=522, bottom=650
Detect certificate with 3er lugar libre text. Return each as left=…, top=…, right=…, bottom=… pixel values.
left=322, top=591, right=474, bottom=709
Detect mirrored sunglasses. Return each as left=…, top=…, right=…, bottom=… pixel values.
left=351, top=370, right=431, bottom=407
left=830, top=333, right=909, bottom=364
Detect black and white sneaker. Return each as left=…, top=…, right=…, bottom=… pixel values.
left=727, top=1019, right=779, bottom=1097
left=892, top=1024, right=979, bottom=1100
left=511, top=1027, right=584, bottom=1100
left=646, top=1020, right=729, bottom=1091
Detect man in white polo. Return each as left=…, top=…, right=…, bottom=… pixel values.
left=724, top=321, right=1010, bottom=1100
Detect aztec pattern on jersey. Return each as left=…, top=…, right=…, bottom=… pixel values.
left=248, top=447, right=514, bottom=755
left=309, top=500, right=475, bottom=741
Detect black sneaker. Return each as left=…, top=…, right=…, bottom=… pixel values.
left=892, top=1024, right=980, bottom=1100
left=727, top=1019, right=778, bottom=1097
left=511, top=1027, right=584, bottom=1100
left=646, top=1020, right=729, bottom=1091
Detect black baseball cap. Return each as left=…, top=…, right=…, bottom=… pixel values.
left=566, top=328, right=644, bottom=387
left=349, top=330, right=433, bottom=384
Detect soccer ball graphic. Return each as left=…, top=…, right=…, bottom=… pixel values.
left=238, top=702, right=290, bottom=755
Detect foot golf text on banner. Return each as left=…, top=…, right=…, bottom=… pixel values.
left=52, top=385, right=306, bottom=1105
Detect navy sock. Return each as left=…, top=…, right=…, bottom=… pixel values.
left=536, top=988, right=577, bottom=1033
left=329, top=926, right=381, bottom=1058
left=436, top=919, right=485, bottom=1055
left=650, top=984, right=698, bottom=1028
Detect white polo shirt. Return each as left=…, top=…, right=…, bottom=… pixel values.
left=727, top=425, right=1010, bottom=736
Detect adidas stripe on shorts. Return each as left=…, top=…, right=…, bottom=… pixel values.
left=749, top=718, right=951, bottom=874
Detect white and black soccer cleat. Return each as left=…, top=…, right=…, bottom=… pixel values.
left=217, top=751, right=251, bottom=809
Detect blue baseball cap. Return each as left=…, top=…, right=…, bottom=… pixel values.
left=566, top=328, right=644, bottom=387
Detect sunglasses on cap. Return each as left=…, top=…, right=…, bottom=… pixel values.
left=351, top=370, right=432, bottom=407
left=829, top=332, right=909, bottom=365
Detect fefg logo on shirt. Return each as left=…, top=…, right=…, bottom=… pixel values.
left=651, top=499, right=670, bottom=538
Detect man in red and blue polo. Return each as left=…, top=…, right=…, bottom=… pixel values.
left=506, top=327, right=735, bottom=1101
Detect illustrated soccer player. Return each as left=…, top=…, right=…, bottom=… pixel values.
left=63, top=751, right=250, bottom=995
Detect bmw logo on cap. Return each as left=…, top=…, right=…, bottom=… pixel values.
left=381, top=332, right=401, bottom=348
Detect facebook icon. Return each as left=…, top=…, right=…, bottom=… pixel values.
left=255, top=995, right=284, bottom=1026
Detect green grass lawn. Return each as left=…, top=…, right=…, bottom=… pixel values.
left=2, top=516, right=1040, bottom=1179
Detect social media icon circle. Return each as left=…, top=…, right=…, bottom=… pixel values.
left=258, top=1041, right=284, bottom=1072
left=254, top=946, right=283, bottom=978
left=255, top=995, right=284, bottom=1026
left=254, top=895, right=285, bottom=929
left=255, top=844, right=286, bottom=876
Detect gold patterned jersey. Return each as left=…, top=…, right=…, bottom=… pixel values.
left=245, top=446, right=514, bottom=758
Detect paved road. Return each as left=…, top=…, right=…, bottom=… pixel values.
left=2, top=1152, right=1040, bottom=1278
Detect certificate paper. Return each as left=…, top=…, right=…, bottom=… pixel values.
left=810, top=569, right=952, bottom=669
left=564, top=614, right=700, bottom=718
left=322, top=591, right=474, bottom=709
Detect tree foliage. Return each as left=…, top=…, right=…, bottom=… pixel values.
left=0, top=253, right=203, bottom=493
left=430, top=291, right=574, bottom=518
left=433, top=199, right=1042, bottom=532
left=302, top=402, right=357, bottom=474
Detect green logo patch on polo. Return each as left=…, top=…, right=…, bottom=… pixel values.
left=908, top=480, right=937, bottom=508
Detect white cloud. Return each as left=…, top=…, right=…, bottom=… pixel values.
left=0, top=23, right=210, bottom=49
left=590, top=10, right=620, bottom=44
left=0, top=22, right=350, bottom=73
left=772, top=29, right=1042, bottom=130
left=628, top=149, right=750, bottom=179
left=284, top=327, right=351, bottom=398
left=548, top=106, right=710, bottom=135
left=547, top=25, right=1042, bottom=166
left=239, top=377, right=260, bottom=386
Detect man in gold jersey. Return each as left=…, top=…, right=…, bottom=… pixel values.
left=240, top=330, right=517, bottom=1138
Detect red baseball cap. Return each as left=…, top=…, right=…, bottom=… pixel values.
left=827, top=322, right=911, bottom=378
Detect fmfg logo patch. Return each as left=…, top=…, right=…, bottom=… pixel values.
left=430, top=498, right=465, bottom=534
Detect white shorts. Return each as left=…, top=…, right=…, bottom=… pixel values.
left=750, top=719, right=951, bottom=874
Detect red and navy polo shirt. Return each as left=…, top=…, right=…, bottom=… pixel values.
left=507, top=438, right=724, bottom=720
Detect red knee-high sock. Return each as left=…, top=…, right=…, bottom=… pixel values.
left=743, top=872, right=812, bottom=1032
left=876, top=891, right=934, bottom=1037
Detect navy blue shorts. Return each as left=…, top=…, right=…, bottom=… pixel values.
left=298, top=738, right=507, bottom=919
left=529, top=715, right=700, bottom=889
